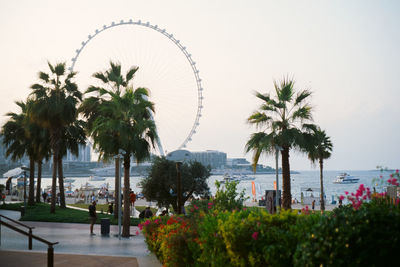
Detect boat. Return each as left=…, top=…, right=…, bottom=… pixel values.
left=237, top=174, right=255, bottom=181
left=64, top=178, right=75, bottom=183
left=220, top=173, right=240, bottom=184
left=333, top=173, right=359, bottom=184
left=89, top=176, right=106, bottom=181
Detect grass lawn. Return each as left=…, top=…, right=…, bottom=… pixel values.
left=0, top=202, right=142, bottom=226
left=69, top=203, right=157, bottom=214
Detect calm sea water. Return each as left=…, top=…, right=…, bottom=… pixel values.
left=3, top=169, right=392, bottom=203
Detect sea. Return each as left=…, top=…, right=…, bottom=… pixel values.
left=2, top=169, right=391, bottom=204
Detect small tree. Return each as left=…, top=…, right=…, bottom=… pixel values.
left=213, top=180, right=248, bottom=211
left=141, top=157, right=211, bottom=213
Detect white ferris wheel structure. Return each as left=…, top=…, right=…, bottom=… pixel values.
left=69, top=19, right=203, bottom=156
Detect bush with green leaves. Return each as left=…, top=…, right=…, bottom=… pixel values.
left=213, top=180, right=248, bottom=211
left=294, top=199, right=400, bottom=266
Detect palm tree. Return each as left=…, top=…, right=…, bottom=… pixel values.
left=80, top=61, right=139, bottom=219
left=306, top=127, right=333, bottom=212
left=58, top=121, right=87, bottom=208
left=29, top=62, right=82, bottom=213
left=1, top=100, right=48, bottom=205
left=246, top=77, right=314, bottom=209
left=93, top=87, right=157, bottom=237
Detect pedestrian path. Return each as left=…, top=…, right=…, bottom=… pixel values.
left=0, top=209, right=161, bottom=267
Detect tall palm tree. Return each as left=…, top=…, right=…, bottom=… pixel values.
left=306, top=127, right=333, bottom=212
left=1, top=100, right=48, bottom=205
left=29, top=62, right=82, bottom=213
left=92, top=87, right=157, bottom=237
left=246, top=77, right=314, bottom=209
left=80, top=61, right=139, bottom=219
left=58, top=121, right=87, bottom=208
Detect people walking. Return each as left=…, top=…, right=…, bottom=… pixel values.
left=89, top=201, right=97, bottom=235
left=129, top=190, right=136, bottom=215
left=312, top=199, right=316, bottom=211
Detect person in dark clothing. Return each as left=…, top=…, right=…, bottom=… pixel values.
left=42, top=192, right=48, bottom=203
left=139, top=207, right=153, bottom=219
left=89, top=201, right=97, bottom=235
left=108, top=202, right=114, bottom=214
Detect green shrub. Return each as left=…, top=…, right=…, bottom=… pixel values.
left=294, top=199, right=400, bottom=266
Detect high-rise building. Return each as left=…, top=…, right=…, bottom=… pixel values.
left=65, top=142, right=91, bottom=162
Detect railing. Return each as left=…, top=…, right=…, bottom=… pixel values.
left=0, top=214, right=58, bottom=267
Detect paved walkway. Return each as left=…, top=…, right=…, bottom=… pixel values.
left=0, top=209, right=161, bottom=267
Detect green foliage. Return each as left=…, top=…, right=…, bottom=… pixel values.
left=293, top=200, right=400, bottom=266
left=140, top=157, right=211, bottom=212
left=0, top=202, right=141, bottom=225
left=213, top=180, right=248, bottom=211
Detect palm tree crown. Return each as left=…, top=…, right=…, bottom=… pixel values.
left=29, top=62, right=82, bottom=213
left=246, top=77, right=314, bottom=209
left=306, top=126, right=333, bottom=211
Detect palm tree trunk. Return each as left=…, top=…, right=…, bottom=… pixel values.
left=28, top=156, right=35, bottom=206
left=319, top=158, right=325, bottom=212
left=281, top=146, right=292, bottom=210
left=58, top=156, right=66, bottom=208
left=114, top=157, right=120, bottom=219
left=122, top=156, right=131, bottom=237
left=50, top=153, right=57, bottom=213
left=35, top=161, right=42, bottom=203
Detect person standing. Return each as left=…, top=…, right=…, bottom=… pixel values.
left=89, top=201, right=97, bottom=235
left=129, top=190, right=136, bottom=215
left=312, top=199, right=316, bottom=211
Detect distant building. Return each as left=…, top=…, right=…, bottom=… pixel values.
left=64, top=142, right=91, bottom=162
left=226, top=158, right=251, bottom=167
left=167, top=149, right=227, bottom=169
left=166, top=149, right=193, bottom=162
left=191, top=150, right=226, bottom=169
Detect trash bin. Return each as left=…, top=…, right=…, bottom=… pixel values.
left=100, top=218, right=110, bottom=235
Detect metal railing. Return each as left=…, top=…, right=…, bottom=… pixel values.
left=0, top=214, right=58, bottom=267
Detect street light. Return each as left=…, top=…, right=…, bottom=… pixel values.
left=176, top=161, right=183, bottom=214
left=21, top=166, right=29, bottom=216
left=114, top=150, right=125, bottom=239
left=275, top=145, right=282, bottom=213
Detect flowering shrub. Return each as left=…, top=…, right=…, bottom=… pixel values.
left=141, top=171, right=400, bottom=266
left=140, top=215, right=200, bottom=267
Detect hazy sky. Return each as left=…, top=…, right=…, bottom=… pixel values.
left=0, top=0, right=399, bottom=170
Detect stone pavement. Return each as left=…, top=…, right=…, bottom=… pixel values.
left=0, top=209, right=161, bottom=267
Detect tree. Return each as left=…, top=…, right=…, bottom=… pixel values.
left=306, top=126, right=333, bottom=212
left=80, top=61, right=139, bottom=219
left=29, top=62, right=82, bottom=213
left=90, top=87, right=158, bottom=237
left=141, top=157, right=211, bottom=213
left=246, top=77, right=314, bottom=209
left=1, top=100, right=49, bottom=205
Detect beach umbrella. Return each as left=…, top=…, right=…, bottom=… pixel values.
left=3, top=167, right=25, bottom=178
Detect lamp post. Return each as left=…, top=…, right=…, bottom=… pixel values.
left=176, top=161, right=182, bottom=214
left=115, top=150, right=125, bottom=239
left=21, top=166, right=29, bottom=215
left=275, top=145, right=282, bottom=213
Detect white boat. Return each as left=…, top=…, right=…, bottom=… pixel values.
left=89, top=176, right=106, bottom=181
left=220, top=173, right=240, bottom=184
left=333, top=173, right=359, bottom=184
left=64, top=178, right=75, bottom=183
left=238, top=174, right=255, bottom=181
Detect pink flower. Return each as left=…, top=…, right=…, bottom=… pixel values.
left=396, top=169, right=399, bottom=173
left=138, top=223, right=143, bottom=230
left=339, top=195, right=345, bottom=201
left=252, top=232, right=259, bottom=240
left=345, top=191, right=349, bottom=195
left=144, top=220, right=151, bottom=226
left=136, top=231, right=139, bottom=235
left=194, top=205, right=199, bottom=210
left=243, top=208, right=247, bottom=211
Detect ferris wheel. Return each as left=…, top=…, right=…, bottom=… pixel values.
left=69, top=19, right=203, bottom=156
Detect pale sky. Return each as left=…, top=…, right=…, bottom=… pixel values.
left=0, top=0, right=399, bottom=170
